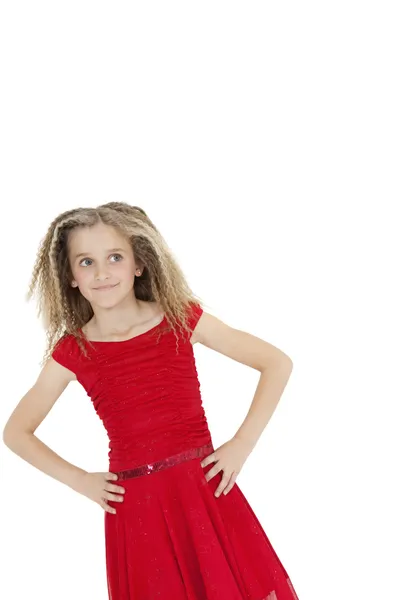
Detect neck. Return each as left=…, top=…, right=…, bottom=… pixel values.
left=88, top=296, right=160, bottom=339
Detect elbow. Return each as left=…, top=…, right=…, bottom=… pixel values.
left=2, top=423, right=29, bottom=451
left=275, top=351, right=293, bottom=368
left=265, top=354, right=293, bottom=373
left=285, top=355, right=293, bottom=370
left=283, top=356, right=294, bottom=374
left=2, top=423, right=16, bottom=449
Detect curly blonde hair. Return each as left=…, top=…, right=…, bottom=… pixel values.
left=26, top=202, right=204, bottom=367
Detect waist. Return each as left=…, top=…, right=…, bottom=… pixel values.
left=114, top=442, right=214, bottom=481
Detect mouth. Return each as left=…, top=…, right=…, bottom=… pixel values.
left=94, top=283, right=119, bottom=291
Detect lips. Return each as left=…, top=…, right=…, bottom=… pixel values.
left=94, top=283, right=118, bottom=290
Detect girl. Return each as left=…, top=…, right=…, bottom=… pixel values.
left=3, top=202, right=299, bottom=599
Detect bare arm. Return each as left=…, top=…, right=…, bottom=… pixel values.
left=194, top=311, right=294, bottom=450
left=2, top=358, right=87, bottom=492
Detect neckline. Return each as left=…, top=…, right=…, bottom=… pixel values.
left=79, top=314, right=166, bottom=344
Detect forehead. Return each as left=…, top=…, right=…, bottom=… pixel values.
left=68, top=224, right=131, bottom=256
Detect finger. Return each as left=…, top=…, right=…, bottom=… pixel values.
left=104, top=482, right=126, bottom=495
left=105, top=472, right=119, bottom=481
left=204, top=464, right=222, bottom=482
left=100, top=498, right=116, bottom=514
left=200, top=453, right=216, bottom=468
left=214, top=473, right=233, bottom=497
left=104, top=491, right=124, bottom=503
left=222, top=472, right=237, bottom=495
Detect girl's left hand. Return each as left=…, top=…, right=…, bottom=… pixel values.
left=200, top=436, right=255, bottom=497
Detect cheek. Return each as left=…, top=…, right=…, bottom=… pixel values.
left=118, top=262, right=136, bottom=280
left=73, top=270, right=91, bottom=288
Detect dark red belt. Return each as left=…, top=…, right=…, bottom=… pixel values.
left=115, top=442, right=214, bottom=480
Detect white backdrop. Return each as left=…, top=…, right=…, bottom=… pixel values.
left=1, top=2, right=399, bottom=599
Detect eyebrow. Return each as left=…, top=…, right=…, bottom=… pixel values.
left=74, top=247, right=126, bottom=260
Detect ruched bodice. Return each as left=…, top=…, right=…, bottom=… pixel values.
left=52, top=303, right=212, bottom=471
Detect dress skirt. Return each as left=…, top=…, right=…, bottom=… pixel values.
left=104, top=443, right=299, bottom=599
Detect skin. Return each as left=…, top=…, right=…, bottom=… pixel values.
left=68, top=221, right=164, bottom=341
left=3, top=221, right=293, bottom=512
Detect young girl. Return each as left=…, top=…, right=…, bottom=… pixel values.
left=3, top=202, right=299, bottom=599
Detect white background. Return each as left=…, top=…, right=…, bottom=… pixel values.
left=1, top=1, right=399, bottom=599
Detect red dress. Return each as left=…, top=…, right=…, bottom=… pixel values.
left=52, top=302, right=299, bottom=600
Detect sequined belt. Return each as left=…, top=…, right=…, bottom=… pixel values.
left=115, top=442, right=214, bottom=481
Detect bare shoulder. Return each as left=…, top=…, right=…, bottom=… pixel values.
left=48, top=353, right=78, bottom=382
left=192, top=310, right=293, bottom=371
left=3, top=357, right=75, bottom=439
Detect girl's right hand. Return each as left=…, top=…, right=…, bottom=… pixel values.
left=78, top=471, right=125, bottom=514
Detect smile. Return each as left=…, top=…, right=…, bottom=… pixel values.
left=94, top=283, right=119, bottom=291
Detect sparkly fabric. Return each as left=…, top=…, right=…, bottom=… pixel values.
left=115, top=442, right=214, bottom=480
left=52, top=302, right=300, bottom=599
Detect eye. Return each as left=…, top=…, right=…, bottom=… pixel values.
left=79, top=254, right=123, bottom=267
left=79, top=258, right=92, bottom=267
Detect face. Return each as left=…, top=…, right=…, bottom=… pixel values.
left=67, top=222, right=140, bottom=306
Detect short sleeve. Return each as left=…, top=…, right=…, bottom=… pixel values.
left=51, top=335, right=77, bottom=374
left=185, top=302, right=204, bottom=333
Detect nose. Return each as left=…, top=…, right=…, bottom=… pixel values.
left=94, top=266, right=111, bottom=281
